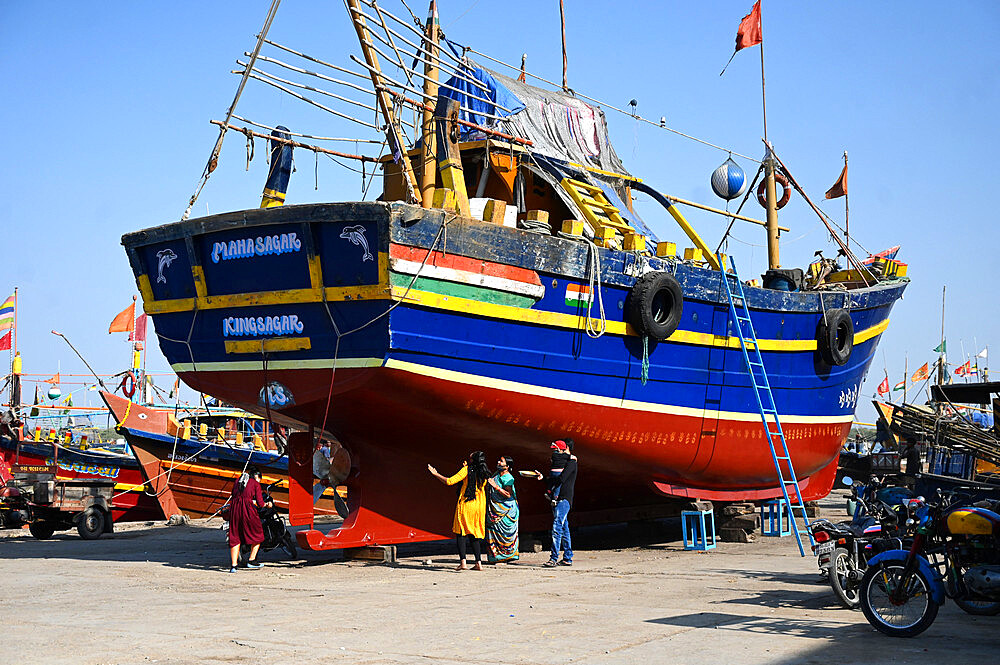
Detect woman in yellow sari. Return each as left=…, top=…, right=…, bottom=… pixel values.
left=428, top=451, right=489, bottom=570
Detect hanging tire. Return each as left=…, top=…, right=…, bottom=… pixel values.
left=818, top=308, right=854, bottom=366
left=77, top=508, right=105, bottom=540
left=29, top=520, right=56, bottom=540
left=628, top=272, right=683, bottom=341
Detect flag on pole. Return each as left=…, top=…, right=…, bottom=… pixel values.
left=44, top=373, right=60, bottom=385
left=911, top=363, right=929, bottom=382
left=955, top=360, right=972, bottom=377
left=933, top=340, right=947, bottom=354
left=877, top=376, right=890, bottom=397
left=109, top=302, right=135, bottom=333
left=825, top=163, right=848, bottom=200
left=977, top=348, right=988, bottom=359
left=29, top=385, right=39, bottom=417
left=893, top=380, right=905, bottom=391
left=129, top=313, right=148, bottom=342
left=720, top=1, right=762, bottom=75
left=169, top=377, right=180, bottom=399
left=0, top=293, right=14, bottom=331
left=0, top=330, right=10, bottom=351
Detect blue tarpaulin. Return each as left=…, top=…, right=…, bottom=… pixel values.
left=436, top=66, right=525, bottom=138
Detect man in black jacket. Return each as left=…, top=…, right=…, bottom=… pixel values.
left=543, top=438, right=577, bottom=567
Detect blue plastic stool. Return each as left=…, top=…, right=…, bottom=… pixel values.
left=761, top=499, right=792, bottom=537
left=681, top=509, right=716, bottom=551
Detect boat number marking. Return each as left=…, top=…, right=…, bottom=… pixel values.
left=260, top=381, right=295, bottom=408
left=340, top=225, right=373, bottom=262
left=156, top=249, right=177, bottom=284
left=223, top=314, right=304, bottom=337
left=211, top=232, right=302, bottom=263
left=838, top=383, right=861, bottom=410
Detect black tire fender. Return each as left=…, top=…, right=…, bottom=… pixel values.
left=628, top=272, right=683, bottom=341
left=818, top=308, right=854, bottom=366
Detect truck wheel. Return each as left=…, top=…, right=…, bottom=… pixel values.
left=29, top=521, right=56, bottom=540
left=77, top=508, right=105, bottom=540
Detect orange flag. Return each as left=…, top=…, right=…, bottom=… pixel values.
left=109, top=302, right=135, bottom=334
left=910, top=362, right=929, bottom=383
left=825, top=163, right=848, bottom=199
left=44, top=372, right=60, bottom=385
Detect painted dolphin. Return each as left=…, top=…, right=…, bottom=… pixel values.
left=340, top=225, right=374, bottom=262
left=156, top=248, right=178, bottom=284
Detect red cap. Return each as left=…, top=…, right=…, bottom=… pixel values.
left=550, top=440, right=568, bottom=451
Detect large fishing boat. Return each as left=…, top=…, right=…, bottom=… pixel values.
left=119, top=1, right=908, bottom=549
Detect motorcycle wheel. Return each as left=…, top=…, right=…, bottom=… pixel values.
left=28, top=521, right=56, bottom=540
left=860, top=562, right=938, bottom=637
left=829, top=547, right=861, bottom=609
left=954, top=596, right=1000, bottom=616
left=281, top=531, right=298, bottom=560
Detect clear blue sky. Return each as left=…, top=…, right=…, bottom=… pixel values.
left=1, top=1, right=998, bottom=423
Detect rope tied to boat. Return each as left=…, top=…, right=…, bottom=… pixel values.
left=641, top=335, right=650, bottom=385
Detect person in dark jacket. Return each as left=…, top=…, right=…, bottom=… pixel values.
left=540, top=438, right=577, bottom=567
left=228, top=466, right=265, bottom=573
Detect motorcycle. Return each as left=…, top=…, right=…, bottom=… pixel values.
left=222, top=481, right=298, bottom=561
left=859, top=489, right=1000, bottom=637
left=809, top=476, right=910, bottom=609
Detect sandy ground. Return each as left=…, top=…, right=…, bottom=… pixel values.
left=1, top=491, right=997, bottom=665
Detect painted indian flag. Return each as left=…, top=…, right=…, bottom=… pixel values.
left=565, top=283, right=593, bottom=308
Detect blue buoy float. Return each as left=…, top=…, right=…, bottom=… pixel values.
left=711, top=157, right=747, bottom=201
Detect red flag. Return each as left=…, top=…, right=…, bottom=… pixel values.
left=825, top=163, right=848, bottom=199
left=735, top=1, right=762, bottom=51
left=955, top=360, right=972, bottom=377
left=109, top=302, right=135, bottom=334
left=129, top=313, right=148, bottom=342
left=0, top=331, right=10, bottom=351
left=876, top=376, right=890, bottom=397
left=910, top=362, right=929, bottom=382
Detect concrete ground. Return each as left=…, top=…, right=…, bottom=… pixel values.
left=1, top=491, right=997, bottom=665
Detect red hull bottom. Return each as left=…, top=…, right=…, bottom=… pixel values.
left=180, top=366, right=846, bottom=551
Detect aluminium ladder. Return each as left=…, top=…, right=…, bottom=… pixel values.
left=717, top=254, right=811, bottom=556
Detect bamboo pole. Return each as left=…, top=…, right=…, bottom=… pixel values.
left=420, top=1, right=439, bottom=208
left=346, top=0, right=419, bottom=202
left=666, top=195, right=786, bottom=231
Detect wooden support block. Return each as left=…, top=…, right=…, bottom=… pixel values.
left=561, top=219, right=585, bottom=236
left=526, top=209, right=550, bottom=224
left=683, top=247, right=703, bottom=262
left=432, top=188, right=457, bottom=213
left=686, top=500, right=714, bottom=513
left=519, top=534, right=545, bottom=553
left=719, top=527, right=756, bottom=543
left=721, top=502, right=756, bottom=516
left=623, top=232, right=646, bottom=252
left=344, top=545, right=397, bottom=563
left=482, top=199, right=506, bottom=225
left=804, top=501, right=822, bottom=518
left=655, top=241, right=677, bottom=258
left=594, top=227, right=617, bottom=247
left=719, top=513, right=761, bottom=531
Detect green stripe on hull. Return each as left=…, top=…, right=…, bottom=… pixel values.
left=390, top=273, right=535, bottom=308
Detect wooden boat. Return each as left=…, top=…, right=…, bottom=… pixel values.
left=101, top=392, right=347, bottom=519
left=119, top=1, right=908, bottom=549
left=0, top=434, right=163, bottom=523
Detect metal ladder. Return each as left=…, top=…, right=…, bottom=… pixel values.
left=717, top=254, right=811, bottom=556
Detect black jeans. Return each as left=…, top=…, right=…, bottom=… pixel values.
left=456, top=534, right=482, bottom=563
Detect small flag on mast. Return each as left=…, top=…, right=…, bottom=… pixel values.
left=825, top=163, right=848, bottom=200
left=109, top=302, right=136, bottom=334
left=44, top=373, right=60, bottom=385
left=977, top=347, right=988, bottom=359
left=877, top=376, right=890, bottom=398
left=910, top=362, right=929, bottom=382
left=0, top=330, right=10, bottom=351
left=129, top=313, right=148, bottom=342
left=893, top=380, right=905, bottom=391
left=0, top=293, right=14, bottom=331
left=933, top=340, right=947, bottom=354
left=720, top=1, right=762, bottom=75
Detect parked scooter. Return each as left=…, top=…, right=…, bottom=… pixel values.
left=859, top=489, right=1000, bottom=637
left=809, top=476, right=910, bottom=608
left=223, top=481, right=298, bottom=560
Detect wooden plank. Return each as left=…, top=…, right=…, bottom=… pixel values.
left=344, top=545, right=397, bottom=563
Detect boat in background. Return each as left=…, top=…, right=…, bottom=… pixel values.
left=0, top=432, right=163, bottom=523
left=120, top=1, right=908, bottom=550
left=101, top=392, right=348, bottom=519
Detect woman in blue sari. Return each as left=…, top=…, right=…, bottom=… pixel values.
left=486, top=455, right=519, bottom=563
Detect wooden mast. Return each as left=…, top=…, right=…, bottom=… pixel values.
left=419, top=1, right=439, bottom=208
left=346, top=0, right=420, bottom=202
left=759, top=1, right=780, bottom=269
